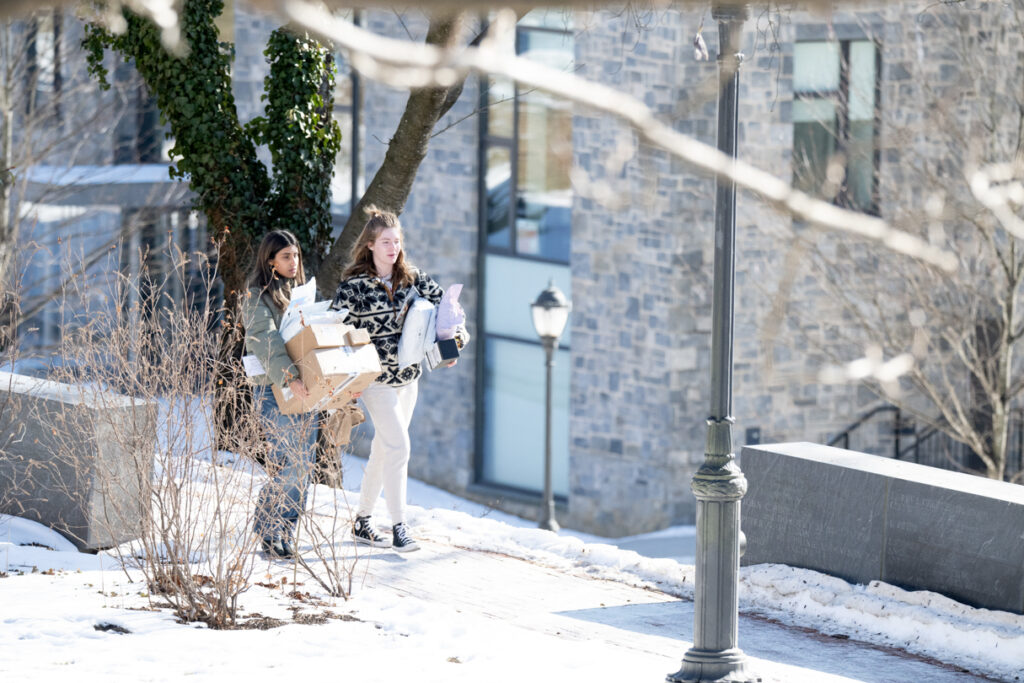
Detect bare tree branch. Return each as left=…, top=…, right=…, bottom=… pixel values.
left=0, top=0, right=850, bottom=23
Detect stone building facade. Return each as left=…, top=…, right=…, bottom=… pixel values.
left=229, top=1, right=1019, bottom=536
left=19, top=1, right=1005, bottom=537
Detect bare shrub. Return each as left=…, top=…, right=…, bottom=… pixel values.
left=32, top=243, right=271, bottom=627
left=3, top=237, right=365, bottom=623
left=295, top=476, right=358, bottom=600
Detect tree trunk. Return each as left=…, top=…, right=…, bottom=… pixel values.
left=317, top=14, right=469, bottom=295
left=212, top=218, right=258, bottom=452
left=0, top=20, right=15, bottom=351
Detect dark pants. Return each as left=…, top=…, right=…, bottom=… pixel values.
left=252, top=385, right=315, bottom=541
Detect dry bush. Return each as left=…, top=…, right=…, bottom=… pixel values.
left=2, top=240, right=364, bottom=622
left=33, top=244, right=271, bottom=627
left=296, top=475, right=359, bottom=600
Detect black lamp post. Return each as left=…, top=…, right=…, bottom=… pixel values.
left=668, top=4, right=759, bottom=682
left=531, top=280, right=571, bottom=532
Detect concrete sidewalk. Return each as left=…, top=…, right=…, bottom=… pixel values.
left=353, top=536, right=997, bottom=683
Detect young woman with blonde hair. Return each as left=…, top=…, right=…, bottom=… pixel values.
left=332, top=206, right=465, bottom=552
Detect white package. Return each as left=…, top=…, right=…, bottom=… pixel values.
left=398, top=297, right=437, bottom=370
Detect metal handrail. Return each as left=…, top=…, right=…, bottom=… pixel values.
left=898, top=423, right=939, bottom=463
left=827, top=404, right=901, bottom=456
left=829, top=403, right=1024, bottom=481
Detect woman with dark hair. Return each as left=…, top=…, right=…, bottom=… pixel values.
left=332, top=206, right=465, bottom=553
left=241, top=229, right=315, bottom=559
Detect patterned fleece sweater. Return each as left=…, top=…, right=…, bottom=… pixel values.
left=332, top=269, right=455, bottom=386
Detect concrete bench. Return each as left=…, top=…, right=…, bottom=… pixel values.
left=739, top=442, right=1024, bottom=614
left=0, top=371, right=156, bottom=551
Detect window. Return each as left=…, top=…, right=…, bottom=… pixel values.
left=112, top=74, right=163, bottom=164
left=483, top=12, right=574, bottom=262
left=477, top=11, right=574, bottom=498
left=118, top=208, right=217, bottom=341
left=792, top=39, right=879, bottom=213
left=25, top=10, right=61, bottom=116
left=330, top=10, right=364, bottom=224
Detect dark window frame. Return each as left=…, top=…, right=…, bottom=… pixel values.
left=474, top=17, right=574, bottom=496
left=793, top=38, right=882, bottom=216
left=331, top=9, right=364, bottom=219
left=480, top=22, right=574, bottom=263
left=25, top=9, right=62, bottom=119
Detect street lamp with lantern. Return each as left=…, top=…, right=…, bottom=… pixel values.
left=531, top=279, right=571, bottom=532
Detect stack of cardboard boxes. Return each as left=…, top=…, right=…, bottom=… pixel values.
left=272, top=321, right=381, bottom=416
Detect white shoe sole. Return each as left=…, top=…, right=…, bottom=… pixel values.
left=353, top=535, right=392, bottom=548
left=392, top=543, right=420, bottom=553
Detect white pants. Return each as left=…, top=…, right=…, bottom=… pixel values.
left=357, top=380, right=419, bottom=524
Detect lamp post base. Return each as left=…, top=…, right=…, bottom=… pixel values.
left=667, top=648, right=761, bottom=683
left=538, top=517, right=560, bottom=532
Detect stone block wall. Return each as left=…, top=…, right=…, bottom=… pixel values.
left=220, top=2, right=1016, bottom=536
left=358, top=12, right=480, bottom=495
left=741, top=442, right=1024, bottom=614
left=568, top=9, right=718, bottom=534
left=0, top=373, right=157, bottom=551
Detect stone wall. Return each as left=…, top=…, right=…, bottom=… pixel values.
left=741, top=442, right=1024, bottom=614
left=220, top=2, right=1017, bottom=536
left=0, top=373, right=157, bottom=551
left=568, top=9, right=717, bottom=534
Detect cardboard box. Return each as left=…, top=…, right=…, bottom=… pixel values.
left=345, top=328, right=371, bottom=346
left=272, top=344, right=382, bottom=414
left=322, top=368, right=377, bottom=409
left=271, top=372, right=371, bottom=415
left=298, top=344, right=381, bottom=379
left=425, top=338, right=460, bottom=370
left=285, top=322, right=355, bottom=360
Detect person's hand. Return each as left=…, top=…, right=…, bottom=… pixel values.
left=446, top=359, right=458, bottom=368
left=289, top=378, right=310, bottom=399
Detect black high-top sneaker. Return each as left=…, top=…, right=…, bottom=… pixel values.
left=352, top=516, right=392, bottom=548
left=391, top=522, right=420, bottom=553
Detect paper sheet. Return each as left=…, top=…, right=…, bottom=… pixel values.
left=241, top=355, right=266, bottom=377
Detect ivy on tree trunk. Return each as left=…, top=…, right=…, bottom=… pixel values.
left=83, top=0, right=340, bottom=458
left=83, top=0, right=339, bottom=300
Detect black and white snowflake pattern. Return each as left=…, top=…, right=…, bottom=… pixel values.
left=332, top=270, right=445, bottom=386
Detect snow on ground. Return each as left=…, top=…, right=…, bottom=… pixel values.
left=0, top=453, right=1021, bottom=682
left=391, top=455, right=1024, bottom=680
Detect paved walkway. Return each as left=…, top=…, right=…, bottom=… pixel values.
left=352, top=537, right=997, bottom=683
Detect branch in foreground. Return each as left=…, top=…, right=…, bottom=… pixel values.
left=80, top=0, right=185, bottom=56
left=0, top=0, right=845, bottom=20
left=281, top=1, right=958, bottom=274
left=969, top=162, right=1024, bottom=240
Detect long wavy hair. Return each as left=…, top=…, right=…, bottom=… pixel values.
left=342, top=205, right=416, bottom=289
left=247, top=229, right=306, bottom=312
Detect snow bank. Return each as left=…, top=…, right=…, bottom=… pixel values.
left=409, top=504, right=1023, bottom=681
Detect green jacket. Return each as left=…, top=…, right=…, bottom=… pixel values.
left=240, top=287, right=299, bottom=388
